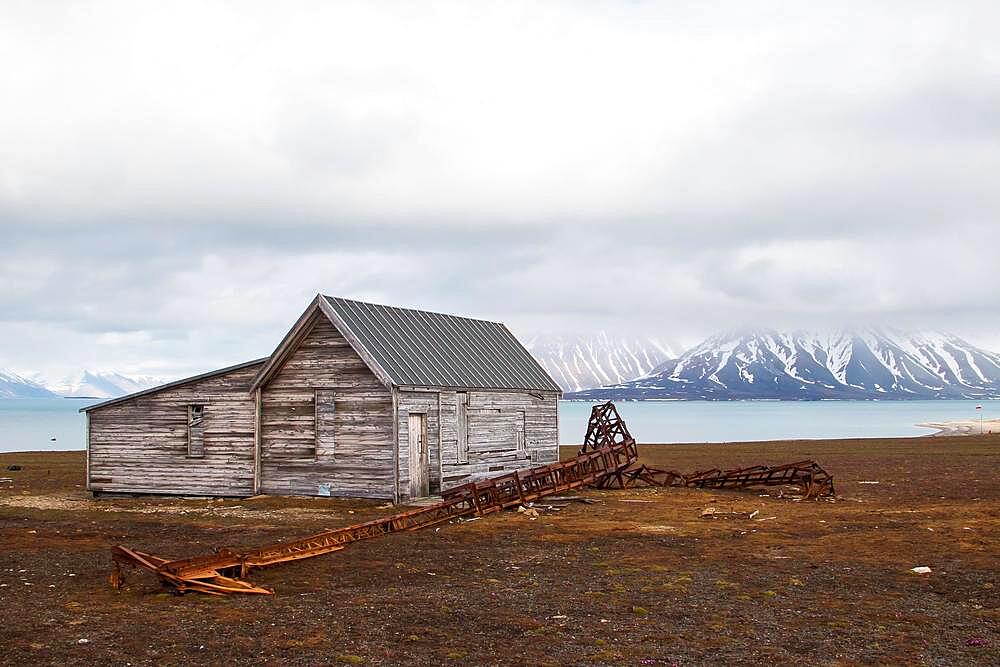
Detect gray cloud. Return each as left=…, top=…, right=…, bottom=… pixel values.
left=1, top=1, right=999, bottom=380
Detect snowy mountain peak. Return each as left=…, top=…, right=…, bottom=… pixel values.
left=525, top=332, right=678, bottom=392
left=0, top=368, right=58, bottom=398
left=46, top=371, right=169, bottom=398
left=569, top=328, right=1000, bottom=400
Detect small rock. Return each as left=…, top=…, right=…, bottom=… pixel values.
left=910, top=566, right=932, bottom=574
left=77, top=639, right=90, bottom=645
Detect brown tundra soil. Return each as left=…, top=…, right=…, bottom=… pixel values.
left=0, top=436, right=997, bottom=666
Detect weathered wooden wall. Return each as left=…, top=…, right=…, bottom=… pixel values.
left=397, top=389, right=559, bottom=500
left=87, top=363, right=263, bottom=496
left=88, top=310, right=559, bottom=502
left=258, top=315, right=395, bottom=499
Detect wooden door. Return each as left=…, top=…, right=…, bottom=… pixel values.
left=408, top=413, right=429, bottom=498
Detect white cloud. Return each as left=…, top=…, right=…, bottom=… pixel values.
left=1, top=1, right=999, bottom=376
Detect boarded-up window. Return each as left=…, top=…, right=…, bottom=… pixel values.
left=515, top=410, right=526, bottom=454
left=456, top=392, right=469, bottom=464
left=315, top=389, right=336, bottom=460
left=187, top=404, right=205, bottom=458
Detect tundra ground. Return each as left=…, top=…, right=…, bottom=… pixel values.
left=1, top=437, right=997, bottom=666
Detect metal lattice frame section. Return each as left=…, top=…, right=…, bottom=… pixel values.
left=596, top=460, right=836, bottom=499
left=581, top=401, right=635, bottom=453
left=110, top=402, right=638, bottom=596
left=579, top=402, right=835, bottom=499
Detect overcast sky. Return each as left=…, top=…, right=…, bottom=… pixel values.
left=2, top=1, right=999, bottom=381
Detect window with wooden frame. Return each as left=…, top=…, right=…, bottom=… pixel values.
left=187, top=404, right=205, bottom=458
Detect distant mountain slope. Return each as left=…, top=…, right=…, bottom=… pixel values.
left=568, top=329, right=1000, bottom=400
left=0, top=369, right=58, bottom=398
left=47, top=371, right=169, bottom=399
left=525, top=333, right=677, bottom=392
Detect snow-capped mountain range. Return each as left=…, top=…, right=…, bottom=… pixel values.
left=47, top=371, right=168, bottom=399
left=524, top=332, right=677, bottom=393
left=567, top=329, right=1000, bottom=400
left=4, top=328, right=999, bottom=400
left=0, top=369, right=57, bottom=399
left=0, top=369, right=168, bottom=399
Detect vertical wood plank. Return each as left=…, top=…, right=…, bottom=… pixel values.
left=253, top=387, right=262, bottom=495
left=85, top=412, right=91, bottom=491
left=315, top=389, right=337, bottom=459
left=457, top=392, right=469, bottom=464
left=392, top=386, right=400, bottom=503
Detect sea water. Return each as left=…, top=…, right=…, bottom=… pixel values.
left=0, top=397, right=996, bottom=453
left=559, top=399, right=999, bottom=444
left=0, top=398, right=101, bottom=452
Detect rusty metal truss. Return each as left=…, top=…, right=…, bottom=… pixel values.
left=108, top=401, right=833, bottom=596
left=595, top=459, right=836, bottom=499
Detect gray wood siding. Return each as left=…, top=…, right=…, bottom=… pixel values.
left=87, top=364, right=260, bottom=496
left=259, top=316, right=394, bottom=498
left=399, top=389, right=559, bottom=498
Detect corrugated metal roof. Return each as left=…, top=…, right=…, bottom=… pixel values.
left=322, top=296, right=561, bottom=393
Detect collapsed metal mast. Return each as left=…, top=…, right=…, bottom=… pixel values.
left=109, top=402, right=833, bottom=596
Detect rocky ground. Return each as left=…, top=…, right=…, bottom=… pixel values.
left=1, top=436, right=997, bottom=666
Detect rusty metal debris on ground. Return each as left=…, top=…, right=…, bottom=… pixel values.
left=598, top=459, right=835, bottom=499
left=109, top=401, right=835, bottom=596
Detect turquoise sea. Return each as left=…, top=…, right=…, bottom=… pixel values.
left=559, top=399, right=999, bottom=444
left=0, top=398, right=996, bottom=453
left=0, top=398, right=101, bottom=453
